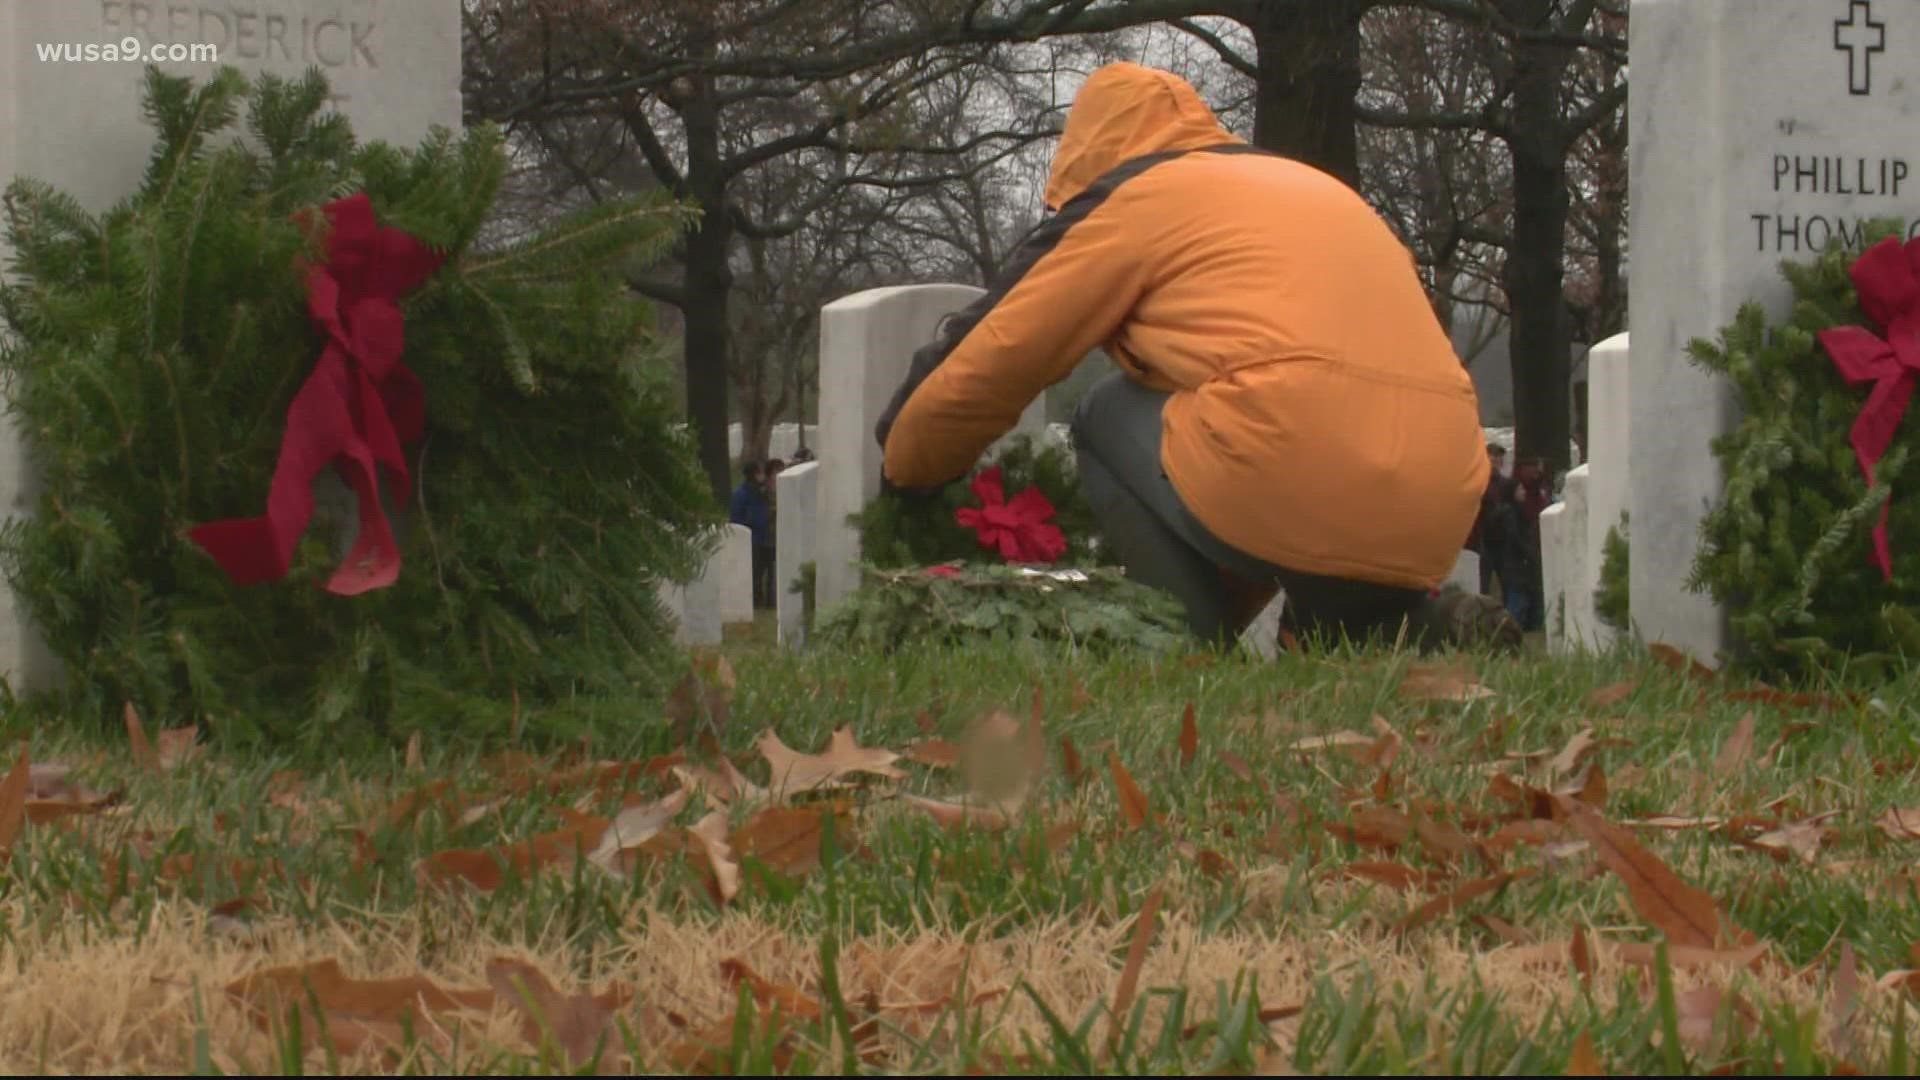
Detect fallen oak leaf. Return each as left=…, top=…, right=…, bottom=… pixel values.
left=686, top=810, right=742, bottom=904
left=1713, top=711, right=1757, bottom=779
left=0, top=751, right=28, bottom=857
left=672, top=759, right=769, bottom=809
left=899, top=792, right=1017, bottom=831
left=1585, top=680, right=1638, bottom=709
left=1743, top=818, right=1827, bottom=865
left=486, top=958, right=620, bottom=1072
left=1287, top=731, right=1376, bottom=754
left=587, top=788, right=691, bottom=876
left=1343, top=861, right=1439, bottom=892
left=1546, top=729, right=1600, bottom=781
left=1060, top=737, right=1086, bottom=786
left=1475, top=914, right=1534, bottom=946
left=757, top=727, right=905, bottom=800
left=1108, top=752, right=1151, bottom=831
left=1395, top=870, right=1532, bottom=934
left=1397, top=663, right=1495, bottom=703
left=1177, top=703, right=1198, bottom=768
left=1326, top=806, right=1411, bottom=851
left=1555, top=795, right=1758, bottom=951
left=732, top=802, right=854, bottom=880
left=719, top=959, right=822, bottom=1021
left=1107, top=883, right=1166, bottom=1052
left=1648, top=642, right=1717, bottom=680
left=226, top=958, right=493, bottom=1026
left=1830, top=942, right=1861, bottom=1063
left=1876, top=807, right=1920, bottom=841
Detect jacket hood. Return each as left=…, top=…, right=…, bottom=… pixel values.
left=1043, top=63, right=1242, bottom=211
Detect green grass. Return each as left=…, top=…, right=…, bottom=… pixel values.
left=3, top=628, right=1920, bottom=1074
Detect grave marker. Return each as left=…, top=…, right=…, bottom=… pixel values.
left=1628, top=0, right=1920, bottom=666
left=0, top=0, right=463, bottom=692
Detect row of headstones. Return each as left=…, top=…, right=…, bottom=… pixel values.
left=0, top=0, right=1890, bottom=677
left=1538, top=333, right=1628, bottom=655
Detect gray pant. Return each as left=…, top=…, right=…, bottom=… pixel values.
left=1070, top=373, right=1424, bottom=646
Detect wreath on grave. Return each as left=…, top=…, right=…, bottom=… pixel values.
left=821, top=434, right=1189, bottom=651
left=1685, top=217, right=1920, bottom=679
left=0, top=67, right=715, bottom=746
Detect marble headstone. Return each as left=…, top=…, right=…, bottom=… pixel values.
left=1583, top=333, right=1628, bottom=648
left=813, top=284, right=1048, bottom=616
left=716, top=523, right=753, bottom=625
left=774, top=460, right=819, bottom=647
left=0, top=0, right=462, bottom=692
left=1629, top=0, right=1920, bottom=666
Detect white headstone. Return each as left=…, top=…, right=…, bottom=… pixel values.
left=1542, top=466, right=1599, bottom=654
left=1629, top=0, right=1920, bottom=667
left=716, top=523, right=753, bottom=625
left=657, top=576, right=721, bottom=647
left=775, top=460, right=819, bottom=647
left=0, top=1, right=462, bottom=693
left=813, top=284, right=1048, bottom=615
left=1583, top=333, right=1628, bottom=648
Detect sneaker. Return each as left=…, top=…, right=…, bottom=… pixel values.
left=1405, top=588, right=1524, bottom=655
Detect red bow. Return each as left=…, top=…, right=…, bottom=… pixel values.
left=1817, top=236, right=1920, bottom=581
left=189, top=193, right=445, bottom=594
left=954, top=465, right=1067, bottom=564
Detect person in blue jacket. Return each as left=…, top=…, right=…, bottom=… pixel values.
left=729, top=461, right=774, bottom=608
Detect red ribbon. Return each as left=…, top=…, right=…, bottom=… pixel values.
left=1817, top=235, right=1920, bottom=581
left=189, top=193, right=445, bottom=595
left=954, top=465, right=1067, bottom=564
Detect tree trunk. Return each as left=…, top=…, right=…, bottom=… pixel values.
left=1247, top=0, right=1370, bottom=186
left=680, top=83, right=736, bottom=506
left=1502, top=37, right=1574, bottom=476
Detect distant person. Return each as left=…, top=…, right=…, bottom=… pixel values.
left=1470, top=443, right=1508, bottom=595
left=873, top=61, right=1521, bottom=653
left=791, top=447, right=815, bottom=464
left=728, top=462, right=773, bottom=609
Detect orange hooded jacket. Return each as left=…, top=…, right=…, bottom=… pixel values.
left=877, top=63, right=1488, bottom=590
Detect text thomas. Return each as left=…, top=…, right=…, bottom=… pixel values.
left=99, top=2, right=377, bottom=68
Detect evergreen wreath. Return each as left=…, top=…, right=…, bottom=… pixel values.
left=0, top=67, right=716, bottom=747
left=1686, top=217, right=1920, bottom=680
left=850, top=433, right=1099, bottom=569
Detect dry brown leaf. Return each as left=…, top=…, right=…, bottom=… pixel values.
left=486, top=958, right=619, bottom=1072
left=1177, top=703, right=1198, bottom=768
left=1566, top=1031, right=1605, bottom=1075
left=1626, top=815, right=1726, bottom=831
left=1648, top=642, right=1717, bottom=680
left=732, top=803, right=853, bottom=879
left=417, top=814, right=612, bottom=892
left=1326, top=806, right=1411, bottom=850
left=1288, top=731, right=1375, bottom=754
left=758, top=727, right=904, bottom=799
left=0, top=751, right=28, bottom=857
left=899, top=792, right=1015, bottom=830
left=1547, top=729, right=1599, bottom=781
left=1397, top=663, right=1495, bottom=703
left=1412, top=814, right=1475, bottom=866
left=686, top=810, right=742, bottom=904
left=1555, top=763, right=1609, bottom=809
left=1556, top=795, right=1755, bottom=950
left=1572, top=926, right=1594, bottom=983
left=1342, top=861, right=1435, bottom=892
left=1061, top=737, right=1086, bottom=786
left=587, top=788, right=690, bottom=876
left=227, top=958, right=494, bottom=1026
left=1366, top=715, right=1404, bottom=769
left=1747, top=820, right=1825, bottom=864
left=1219, top=750, right=1263, bottom=791
left=1108, top=883, right=1165, bottom=1049
left=1585, top=680, right=1638, bottom=709
left=1485, top=818, right=1569, bottom=853
left=672, top=759, right=768, bottom=808
left=1109, top=752, right=1150, bottom=831
left=1395, top=870, right=1529, bottom=934
left=404, top=732, right=424, bottom=773
left=1475, top=914, right=1534, bottom=946
left=125, top=702, right=156, bottom=772
left=1176, top=843, right=1235, bottom=880
left=1876, top=807, right=1920, bottom=841
left=1713, top=711, right=1756, bottom=778
left=720, top=958, right=822, bottom=1020
left=1829, top=942, right=1860, bottom=1063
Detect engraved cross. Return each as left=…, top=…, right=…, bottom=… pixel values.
left=1835, top=0, right=1887, bottom=96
